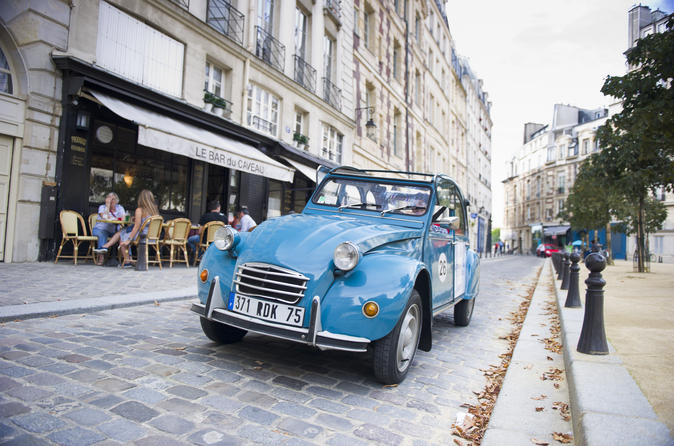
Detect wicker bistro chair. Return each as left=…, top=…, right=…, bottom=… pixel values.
left=86, top=213, right=98, bottom=260
left=193, top=220, right=225, bottom=266
left=55, top=210, right=98, bottom=265
left=161, top=218, right=191, bottom=268
left=131, top=215, right=164, bottom=270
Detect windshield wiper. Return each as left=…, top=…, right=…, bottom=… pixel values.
left=380, top=205, right=426, bottom=216
left=338, top=202, right=365, bottom=211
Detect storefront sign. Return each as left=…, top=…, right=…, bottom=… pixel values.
left=69, top=136, right=87, bottom=166
left=194, top=146, right=265, bottom=176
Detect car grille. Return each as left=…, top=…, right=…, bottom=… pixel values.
left=234, top=262, right=309, bottom=304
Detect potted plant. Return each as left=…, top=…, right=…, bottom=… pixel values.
left=203, top=91, right=217, bottom=112
left=293, top=132, right=309, bottom=150
left=213, top=97, right=231, bottom=117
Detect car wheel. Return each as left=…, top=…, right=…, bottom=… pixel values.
left=200, top=317, right=247, bottom=344
left=373, top=290, right=422, bottom=384
left=454, top=296, right=476, bottom=327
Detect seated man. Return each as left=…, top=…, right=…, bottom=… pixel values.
left=92, top=192, right=125, bottom=264
left=188, top=200, right=227, bottom=259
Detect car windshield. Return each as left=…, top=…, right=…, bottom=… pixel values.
left=312, top=177, right=431, bottom=216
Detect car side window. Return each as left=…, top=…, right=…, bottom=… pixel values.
left=432, top=181, right=466, bottom=236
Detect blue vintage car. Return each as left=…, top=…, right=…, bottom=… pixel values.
left=191, top=167, right=480, bottom=383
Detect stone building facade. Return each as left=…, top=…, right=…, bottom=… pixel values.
left=351, top=0, right=492, bottom=253
left=0, top=0, right=491, bottom=262
left=502, top=104, right=608, bottom=254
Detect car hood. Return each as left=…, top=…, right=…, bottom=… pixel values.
left=237, top=213, right=422, bottom=276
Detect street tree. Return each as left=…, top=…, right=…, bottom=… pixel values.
left=595, top=15, right=673, bottom=272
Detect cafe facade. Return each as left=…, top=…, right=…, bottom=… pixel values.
left=1, top=0, right=353, bottom=262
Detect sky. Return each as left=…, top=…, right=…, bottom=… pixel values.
left=445, top=0, right=673, bottom=228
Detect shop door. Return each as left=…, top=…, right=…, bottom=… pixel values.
left=0, top=135, right=13, bottom=261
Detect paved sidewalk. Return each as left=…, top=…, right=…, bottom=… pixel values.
left=552, top=258, right=673, bottom=445
left=0, top=262, right=196, bottom=322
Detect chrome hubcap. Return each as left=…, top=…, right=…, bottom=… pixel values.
left=396, top=303, right=420, bottom=372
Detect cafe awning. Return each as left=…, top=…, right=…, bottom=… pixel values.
left=90, top=90, right=294, bottom=183
left=544, top=225, right=570, bottom=236
left=281, top=156, right=317, bottom=182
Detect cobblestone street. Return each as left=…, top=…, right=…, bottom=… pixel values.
left=0, top=256, right=542, bottom=446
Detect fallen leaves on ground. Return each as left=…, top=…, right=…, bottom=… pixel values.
left=531, top=394, right=547, bottom=400
left=541, top=368, right=564, bottom=381
left=535, top=407, right=544, bottom=412
left=552, top=402, right=571, bottom=422
left=531, top=438, right=549, bottom=445
left=552, top=432, right=573, bottom=443
left=451, top=267, right=541, bottom=445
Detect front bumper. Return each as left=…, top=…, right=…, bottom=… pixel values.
left=191, top=276, right=370, bottom=352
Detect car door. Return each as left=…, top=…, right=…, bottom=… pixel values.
left=425, top=180, right=454, bottom=309
left=448, top=187, right=468, bottom=299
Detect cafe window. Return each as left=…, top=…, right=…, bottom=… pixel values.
left=246, top=83, right=280, bottom=137
left=88, top=122, right=189, bottom=215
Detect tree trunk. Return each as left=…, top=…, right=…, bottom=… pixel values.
left=606, top=222, right=614, bottom=265
left=637, top=196, right=646, bottom=273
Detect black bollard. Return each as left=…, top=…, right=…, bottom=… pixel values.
left=577, top=252, right=609, bottom=355
left=556, top=253, right=564, bottom=280
left=564, top=251, right=582, bottom=307
left=552, top=252, right=561, bottom=277
left=135, top=239, right=147, bottom=271
left=560, top=252, right=570, bottom=290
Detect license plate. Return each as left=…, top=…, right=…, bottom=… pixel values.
left=227, top=293, right=305, bottom=327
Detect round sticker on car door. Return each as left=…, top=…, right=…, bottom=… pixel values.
left=438, top=253, right=448, bottom=282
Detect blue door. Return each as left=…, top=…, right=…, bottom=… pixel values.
left=426, top=180, right=454, bottom=308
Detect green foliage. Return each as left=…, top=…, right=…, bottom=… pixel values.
left=612, top=195, right=667, bottom=236
left=491, top=228, right=500, bottom=241
left=293, top=132, right=309, bottom=145
left=559, top=158, right=614, bottom=232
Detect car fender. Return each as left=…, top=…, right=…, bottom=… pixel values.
left=196, top=233, right=251, bottom=305
left=320, top=253, right=426, bottom=341
left=463, top=249, right=480, bottom=300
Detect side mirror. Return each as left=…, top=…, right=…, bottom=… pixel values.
left=447, top=216, right=460, bottom=230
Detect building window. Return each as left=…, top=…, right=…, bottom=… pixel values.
left=393, top=109, right=402, bottom=157
left=246, top=84, right=280, bottom=137
left=415, top=70, right=421, bottom=105
left=558, top=144, right=565, bottom=159
left=415, top=13, right=421, bottom=43
left=393, top=41, right=401, bottom=80
left=582, top=139, right=589, bottom=154
left=0, top=48, right=13, bottom=94
left=593, top=138, right=600, bottom=152
left=364, top=3, right=374, bottom=50
left=96, top=1, right=185, bottom=97
left=321, top=123, right=343, bottom=163
left=557, top=173, right=565, bottom=194
left=295, top=7, right=308, bottom=59
left=257, top=0, right=275, bottom=32
left=568, top=142, right=578, bottom=157
left=557, top=199, right=565, bottom=215
left=294, top=110, right=305, bottom=135
left=323, top=33, right=335, bottom=81
left=204, top=61, right=227, bottom=98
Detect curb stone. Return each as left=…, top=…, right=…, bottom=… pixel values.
left=0, top=287, right=197, bottom=322
left=551, top=260, right=673, bottom=446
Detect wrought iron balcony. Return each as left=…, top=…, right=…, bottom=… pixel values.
left=322, top=77, right=341, bottom=111
left=207, top=0, right=245, bottom=46
left=256, top=26, right=285, bottom=72
left=251, top=115, right=275, bottom=135
left=324, top=0, right=341, bottom=26
left=293, top=55, right=316, bottom=94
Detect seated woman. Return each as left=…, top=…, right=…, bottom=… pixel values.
left=93, top=192, right=125, bottom=265
left=101, top=189, right=159, bottom=268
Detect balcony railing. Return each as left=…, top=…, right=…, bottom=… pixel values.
left=293, top=55, right=316, bottom=94
left=324, top=0, right=341, bottom=26
left=322, top=77, right=341, bottom=111
left=251, top=115, right=275, bottom=136
left=207, top=0, right=245, bottom=46
left=256, top=26, right=285, bottom=72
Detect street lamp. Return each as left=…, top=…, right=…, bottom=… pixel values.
left=355, top=106, right=377, bottom=140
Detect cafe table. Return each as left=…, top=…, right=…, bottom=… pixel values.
left=97, top=219, right=133, bottom=226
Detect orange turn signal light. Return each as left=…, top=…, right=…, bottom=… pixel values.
left=363, top=301, right=379, bottom=318
left=200, top=269, right=209, bottom=283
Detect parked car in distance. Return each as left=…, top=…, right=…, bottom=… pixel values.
left=537, top=243, right=560, bottom=257
left=191, top=166, right=480, bottom=384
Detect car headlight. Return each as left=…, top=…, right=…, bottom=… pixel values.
left=213, top=226, right=237, bottom=251
left=333, top=241, right=361, bottom=271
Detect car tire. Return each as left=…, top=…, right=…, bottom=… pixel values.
left=200, top=317, right=247, bottom=344
left=373, top=290, right=422, bottom=384
left=454, top=296, right=476, bottom=327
